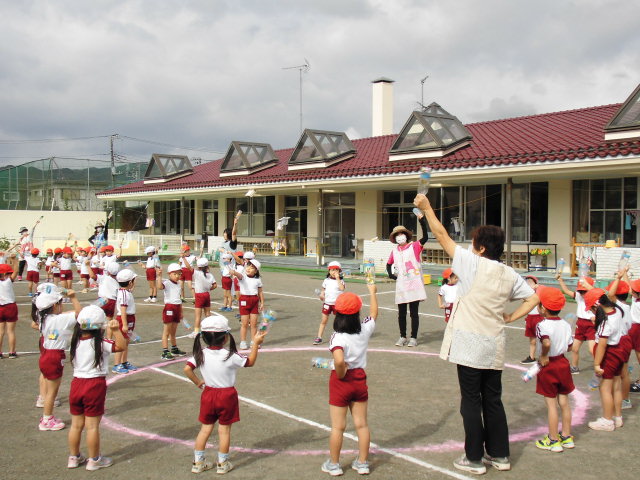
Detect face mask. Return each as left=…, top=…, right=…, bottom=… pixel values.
left=396, top=234, right=407, bottom=245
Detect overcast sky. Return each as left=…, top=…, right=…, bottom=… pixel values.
left=1, top=0, right=639, bottom=166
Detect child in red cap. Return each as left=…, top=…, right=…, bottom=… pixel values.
left=314, top=261, right=345, bottom=344
left=0, top=256, right=19, bottom=358
left=321, top=283, right=378, bottom=476
left=437, top=268, right=458, bottom=323
left=607, top=270, right=633, bottom=409
left=532, top=286, right=575, bottom=452
left=521, top=275, right=543, bottom=365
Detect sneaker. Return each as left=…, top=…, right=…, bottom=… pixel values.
left=588, top=417, right=615, bottom=431
left=161, top=351, right=174, bottom=361
left=27, top=292, right=33, bottom=297
left=17, top=276, right=22, bottom=281
left=631, top=382, right=640, bottom=393
left=351, top=459, right=370, bottom=475
left=171, top=347, right=187, bottom=356
left=535, top=435, right=563, bottom=452
left=239, top=341, right=248, bottom=350
left=39, top=416, right=66, bottom=431
left=0, top=352, right=3, bottom=359
left=8, top=352, right=17, bottom=359
left=123, top=361, right=138, bottom=371
left=520, top=355, right=536, bottom=365
left=613, top=416, right=623, bottom=428
left=36, top=395, right=44, bottom=408
left=81, top=289, right=89, bottom=293
left=559, top=434, right=575, bottom=449
left=86, top=456, right=113, bottom=471
left=482, top=454, right=510, bottom=471
left=150, top=297, right=157, bottom=303
left=621, top=399, right=632, bottom=409
left=67, top=454, right=87, bottom=468
left=407, top=338, right=418, bottom=347
left=144, top=297, right=152, bottom=303
left=313, top=337, right=323, bottom=345
left=453, top=455, right=486, bottom=475
left=191, top=459, right=214, bottom=474
left=219, top=306, right=227, bottom=311
left=395, top=337, right=407, bottom=347
left=112, top=364, right=129, bottom=374
left=570, top=366, right=580, bottom=375
left=321, top=459, right=344, bottom=476
left=216, top=460, right=234, bottom=474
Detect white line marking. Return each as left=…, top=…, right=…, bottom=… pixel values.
left=150, top=366, right=475, bottom=479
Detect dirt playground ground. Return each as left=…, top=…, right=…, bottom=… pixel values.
left=1, top=267, right=638, bottom=480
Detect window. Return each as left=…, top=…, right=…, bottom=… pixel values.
left=220, top=142, right=278, bottom=175
left=226, top=197, right=275, bottom=236
left=289, top=130, right=356, bottom=169
left=382, top=191, right=420, bottom=240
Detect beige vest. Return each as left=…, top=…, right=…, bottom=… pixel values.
left=439, top=257, right=516, bottom=370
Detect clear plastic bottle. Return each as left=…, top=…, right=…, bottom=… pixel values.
left=578, top=257, right=589, bottom=278
left=522, top=363, right=541, bottom=382
left=235, top=210, right=243, bottom=220
left=618, top=250, right=631, bottom=270
left=131, top=333, right=142, bottom=343
left=311, top=357, right=334, bottom=369
left=556, top=257, right=565, bottom=276
left=417, top=166, right=432, bottom=195
left=364, top=258, right=376, bottom=285
left=93, top=297, right=108, bottom=307
left=412, top=207, right=424, bottom=219
left=314, top=288, right=322, bottom=297
left=182, top=318, right=192, bottom=330
left=259, top=310, right=277, bottom=332
left=588, top=374, right=602, bottom=390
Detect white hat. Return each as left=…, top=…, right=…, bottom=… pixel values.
left=144, top=246, right=156, bottom=254
left=106, top=262, right=121, bottom=275
left=116, top=269, right=137, bottom=282
left=35, top=292, right=63, bottom=310
left=19, top=226, right=28, bottom=233
left=248, top=259, right=261, bottom=270
left=221, top=253, right=233, bottom=260
left=196, top=258, right=209, bottom=268
left=167, top=263, right=182, bottom=273
left=36, top=283, right=59, bottom=294
left=77, top=305, right=107, bottom=330
left=244, top=251, right=255, bottom=260
left=201, top=314, right=230, bottom=333
left=327, top=261, right=342, bottom=270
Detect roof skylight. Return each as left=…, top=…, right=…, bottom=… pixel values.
left=219, top=142, right=278, bottom=177
left=288, top=129, right=356, bottom=170
left=605, top=83, right=640, bottom=141
left=143, top=154, right=194, bottom=184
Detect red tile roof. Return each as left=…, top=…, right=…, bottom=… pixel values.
left=100, top=103, right=640, bottom=196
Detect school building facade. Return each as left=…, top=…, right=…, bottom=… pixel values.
left=97, top=81, right=640, bottom=275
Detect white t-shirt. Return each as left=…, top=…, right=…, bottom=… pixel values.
left=41, top=312, right=76, bottom=350
left=97, top=274, right=119, bottom=300
left=193, top=270, right=216, bottom=294
left=186, top=348, right=247, bottom=388
left=616, top=300, right=631, bottom=335
left=329, top=316, right=376, bottom=370
left=596, top=309, right=623, bottom=346
left=237, top=274, right=262, bottom=296
left=179, top=255, right=196, bottom=269
left=322, top=278, right=344, bottom=305
left=45, top=256, right=54, bottom=268
left=145, top=255, right=160, bottom=269
left=76, top=255, right=87, bottom=273
left=535, top=317, right=573, bottom=357
left=438, top=283, right=459, bottom=306
left=101, top=254, right=117, bottom=269
left=59, top=256, right=73, bottom=271
left=26, top=255, right=41, bottom=272
left=575, top=291, right=595, bottom=319
left=72, top=337, right=115, bottom=378
left=0, top=278, right=16, bottom=305
left=116, top=288, right=136, bottom=315
left=90, top=255, right=101, bottom=270
left=631, top=298, right=640, bottom=325
left=51, top=257, right=61, bottom=273
left=163, top=279, right=182, bottom=304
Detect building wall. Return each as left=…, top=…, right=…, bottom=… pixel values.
left=547, top=179, right=573, bottom=266
left=355, top=190, right=379, bottom=242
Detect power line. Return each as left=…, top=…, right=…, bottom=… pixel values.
left=118, top=135, right=225, bottom=154
left=0, top=135, right=111, bottom=144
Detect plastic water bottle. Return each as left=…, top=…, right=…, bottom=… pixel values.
left=417, top=166, right=432, bottom=195
left=629, top=365, right=634, bottom=374
left=235, top=210, right=242, bottom=220
left=259, top=310, right=277, bottom=333
left=556, top=257, right=565, bottom=276
left=182, top=318, right=192, bottom=330
left=311, top=357, right=334, bottom=369
left=522, top=363, right=541, bottom=382
left=589, top=374, right=602, bottom=390
left=578, top=257, right=589, bottom=278
left=619, top=250, right=631, bottom=270
left=364, top=258, right=376, bottom=285
left=131, top=333, right=142, bottom=343
left=314, top=288, right=322, bottom=297
left=412, top=207, right=424, bottom=219
left=93, top=298, right=108, bottom=307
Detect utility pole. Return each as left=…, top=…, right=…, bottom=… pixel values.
left=110, top=134, right=118, bottom=188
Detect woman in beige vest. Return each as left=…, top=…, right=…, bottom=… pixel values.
left=413, top=194, right=538, bottom=475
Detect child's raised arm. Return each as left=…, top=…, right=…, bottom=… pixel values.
left=555, top=274, right=575, bottom=298
left=156, top=266, right=165, bottom=290
left=367, top=283, right=378, bottom=320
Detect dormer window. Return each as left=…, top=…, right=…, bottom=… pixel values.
left=143, top=154, right=194, bottom=184
left=219, top=141, right=278, bottom=177
left=605, top=83, right=640, bottom=142
left=288, top=129, right=356, bottom=170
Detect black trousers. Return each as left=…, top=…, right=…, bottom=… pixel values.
left=18, top=260, right=26, bottom=277
left=456, top=364, right=510, bottom=461
left=397, top=301, right=420, bottom=338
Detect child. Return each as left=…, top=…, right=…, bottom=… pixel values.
left=314, top=261, right=345, bottom=345
left=584, top=288, right=625, bottom=431
left=607, top=272, right=633, bottom=409
left=219, top=253, right=234, bottom=312
left=156, top=263, right=187, bottom=360
left=231, top=251, right=244, bottom=308
left=556, top=274, right=595, bottom=373
left=628, top=278, right=640, bottom=391
left=112, top=269, right=138, bottom=374
left=183, top=314, right=266, bottom=474
left=521, top=275, right=543, bottom=364
left=34, top=287, right=82, bottom=431
left=322, top=283, right=378, bottom=476
left=0, top=256, right=19, bottom=358
left=437, top=268, right=458, bottom=323
left=141, top=246, right=160, bottom=303
left=77, top=248, right=91, bottom=293
left=51, top=248, right=62, bottom=286
left=57, top=246, right=75, bottom=291
left=100, top=245, right=118, bottom=271
left=179, top=245, right=197, bottom=300
left=67, top=305, right=126, bottom=470
left=26, top=248, right=42, bottom=296
left=190, top=258, right=217, bottom=337
left=532, top=286, right=575, bottom=452
left=89, top=262, right=120, bottom=324
left=229, top=258, right=264, bottom=350
left=44, top=249, right=54, bottom=282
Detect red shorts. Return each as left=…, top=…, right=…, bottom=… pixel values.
left=536, top=355, right=575, bottom=398
left=444, top=305, right=452, bottom=323
left=619, top=334, right=632, bottom=363
left=594, top=343, right=626, bottom=379
left=233, top=278, right=240, bottom=291
left=322, top=303, right=336, bottom=316
left=45, top=265, right=50, bottom=273
left=80, top=273, right=90, bottom=279
left=53, top=272, right=60, bottom=278
left=117, top=314, right=136, bottom=339
left=100, top=298, right=116, bottom=318
left=574, top=318, right=596, bottom=342
left=195, top=292, right=211, bottom=308
left=0, top=303, right=18, bottom=323
left=329, top=368, right=368, bottom=407
left=69, top=377, right=107, bottom=417
left=221, top=277, right=232, bottom=290
left=239, top=295, right=259, bottom=315
left=39, top=349, right=66, bottom=380
left=146, top=268, right=157, bottom=281
left=524, top=314, right=543, bottom=338
left=181, top=268, right=193, bottom=282
left=163, top=304, right=182, bottom=323
left=199, top=386, right=240, bottom=425
left=26, top=271, right=40, bottom=283
left=629, top=324, right=640, bottom=351
left=60, top=270, right=73, bottom=280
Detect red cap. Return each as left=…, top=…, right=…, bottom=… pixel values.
left=46, top=248, right=53, bottom=253
left=54, top=248, right=62, bottom=254
left=442, top=268, right=452, bottom=279
left=236, top=251, right=244, bottom=257
left=0, top=264, right=14, bottom=275
left=62, top=247, right=73, bottom=254
left=31, top=248, right=40, bottom=256
left=577, top=276, right=595, bottom=290
left=105, top=245, right=114, bottom=251
left=84, top=246, right=92, bottom=253
left=525, top=275, right=539, bottom=284
left=335, top=292, right=363, bottom=315
left=606, top=280, right=630, bottom=296
left=99, top=246, right=107, bottom=253
left=583, top=288, right=606, bottom=310
left=181, top=244, right=191, bottom=251
left=536, top=285, right=566, bottom=311
left=631, top=279, right=640, bottom=293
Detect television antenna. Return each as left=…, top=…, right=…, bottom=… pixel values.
left=283, top=58, right=311, bottom=134
left=419, top=74, right=429, bottom=110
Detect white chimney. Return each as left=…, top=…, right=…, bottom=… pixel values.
left=371, top=77, right=394, bottom=136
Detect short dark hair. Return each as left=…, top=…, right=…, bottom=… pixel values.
left=333, top=312, right=361, bottom=335
left=471, top=225, right=505, bottom=261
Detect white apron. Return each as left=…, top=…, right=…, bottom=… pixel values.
left=393, top=242, right=427, bottom=305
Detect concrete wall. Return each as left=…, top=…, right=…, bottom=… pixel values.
left=546, top=179, right=573, bottom=271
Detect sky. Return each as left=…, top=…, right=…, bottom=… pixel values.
left=1, top=0, right=639, bottom=167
